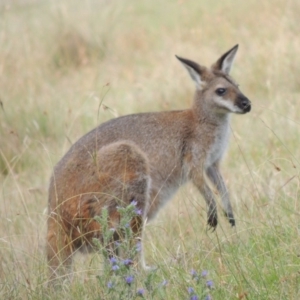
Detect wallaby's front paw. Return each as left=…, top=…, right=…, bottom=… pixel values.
left=225, top=212, right=235, bottom=227
left=207, top=213, right=218, bottom=229
left=229, top=217, right=235, bottom=227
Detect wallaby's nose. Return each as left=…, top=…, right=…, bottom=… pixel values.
left=238, top=96, right=251, bottom=113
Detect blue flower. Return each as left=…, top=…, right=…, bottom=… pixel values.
left=187, top=287, right=194, bottom=294
left=201, top=270, right=208, bottom=277
left=206, top=280, right=214, bottom=289
left=109, top=257, right=118, bottom=265
left=190, top=295, right=199, bottom=300
left=190, top=269, right=198, bottom=278
left=107, top=281, right=113, bottom=289
left=137, top=288, right=145, bottom=297
left=123, top=259, right=133, bottom=266
left=111, top=265, right=119, bottom=271
left=161, top=280, right=168, bottom=287
left=136, top=242, right=142, bottom=252
left=125, top=275, right=134, bottom=285
left=204, top=295, right=212, bottom=300
left=135, top=208, right=143, bottom=215
left=131, top=200, right=138, bottom=206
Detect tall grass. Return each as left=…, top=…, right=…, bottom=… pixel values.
left=1, top=0, right=300, bottom=299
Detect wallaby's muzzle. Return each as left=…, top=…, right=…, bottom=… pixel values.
left=236, top=95, right=251, bottom=113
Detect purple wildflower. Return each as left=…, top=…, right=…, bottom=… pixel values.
left=109, top=257, right=118, bottom=265
left=107, top=281, right=113, bottom=289
left=125, top=275, right=134, bottom=285
left=187, top=287, right=194, bottom=294
left=135, top=208, right=143, bottom=215
left=111, top=265, right=119, bottom=271
left=206, top=280, right=214, bottom=289
left=204, top=295, right=212, bottom=300
left=137, top=288, right=145, bottom=297
left=201, top=270, right=208, bottom=277
left=161, top=280, right=168, bottom=287
left=136, top=242, right=142, bottom=252
left=125, top=223, right=130, bottom=228
left=190, top=295, right=199, bottom=300
left=131, top=200, right=138, bottom=206
left=190, top=269, right=198, bottom=278
left=123, top=259, right=133, bottom=266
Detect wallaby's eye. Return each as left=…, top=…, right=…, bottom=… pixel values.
left=216, top=88, right=226, bottom=96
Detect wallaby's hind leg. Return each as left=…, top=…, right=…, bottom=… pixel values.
left=47, top=140, right=151, bottom=280
left=46, top=216, right=74, bottom=282
left=96, top=141, right=151, bottom=267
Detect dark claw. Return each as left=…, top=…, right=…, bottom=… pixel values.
left=207, top=214, right=218, bottom=230
left=229, top=218, right=235, bottom=227
left=225, top=212, right=235, bottom=227
left=208, top=225, right=216, bottom=232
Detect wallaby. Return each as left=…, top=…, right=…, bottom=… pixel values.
left=47, top=44, right=251, bottom=280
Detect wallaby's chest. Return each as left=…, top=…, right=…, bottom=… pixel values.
left=205, top=123, right=230, bottom=167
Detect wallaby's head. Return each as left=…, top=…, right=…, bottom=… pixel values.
left=176, top=45, right=251, bottom=116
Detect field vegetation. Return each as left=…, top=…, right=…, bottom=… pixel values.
left=1, top=0, right=300, bottom=299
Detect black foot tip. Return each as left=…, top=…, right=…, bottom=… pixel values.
left=229, top=218, right=235, bottom=226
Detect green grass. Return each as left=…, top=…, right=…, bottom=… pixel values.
left=1, top=0, right=300, bottom=299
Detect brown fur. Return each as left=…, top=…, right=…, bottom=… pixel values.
left=47, top=45, right=251, bottom=280
left=47, top=141, right=150, bottom=279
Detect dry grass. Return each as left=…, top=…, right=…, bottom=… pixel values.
left=1, top=0, right=300, bottom=299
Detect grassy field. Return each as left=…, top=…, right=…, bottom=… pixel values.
left=1, top=0, right=300, bottom=299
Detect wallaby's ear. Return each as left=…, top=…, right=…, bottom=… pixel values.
left=176, top=55, right=205, bottom=90
left=212, top=44, right=239, bottom=74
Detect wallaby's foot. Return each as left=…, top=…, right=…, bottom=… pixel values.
left=207, top=212, right=218, bottom=229
left=207, top=203, right=218, bottom=229
left=224, top=212, right=235, bottom=227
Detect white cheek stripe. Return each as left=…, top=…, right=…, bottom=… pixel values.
left=215, top=98, right=242, bottom=113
